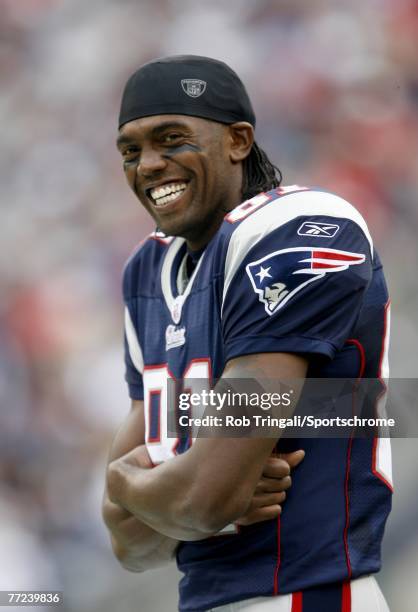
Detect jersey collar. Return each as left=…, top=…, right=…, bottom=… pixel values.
left=161, top=237, right=205, bottom=323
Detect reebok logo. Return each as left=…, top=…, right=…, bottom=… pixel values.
left=297, top=221, right=340, bottom=238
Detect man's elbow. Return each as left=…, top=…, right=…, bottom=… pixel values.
left=102, top=504, right=145, bottom=573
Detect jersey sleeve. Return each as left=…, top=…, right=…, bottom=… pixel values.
left=221, top=191, right=374, bottom=363
left=122, top=253, right=145, bottom=400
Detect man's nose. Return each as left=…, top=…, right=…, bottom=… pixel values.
left=138, top=147, right=167, bottom=176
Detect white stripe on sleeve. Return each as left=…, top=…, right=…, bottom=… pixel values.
left=124, top=306, right=144, bottom=374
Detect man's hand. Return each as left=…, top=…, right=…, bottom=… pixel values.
left=104, top=443, right=178, bottom=571
left=105, top=444, right=153, bottom=535
left=235, top=450, right=305, bottom=526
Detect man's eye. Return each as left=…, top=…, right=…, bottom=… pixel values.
left=122, top=147, right=141, bottom=162
left=163, top=133, right=182, bottom=144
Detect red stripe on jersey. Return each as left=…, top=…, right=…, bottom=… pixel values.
left=343, top=438, right=353, bottom=580
left=342, top=582, right=351, bottom=612
left=291, top=591, right=303, bottom=612
left=273, top=516, right=281, bottom=595
left=313, top=250, right=364, bottom=261
left=346, top=339, right=366, bottom=380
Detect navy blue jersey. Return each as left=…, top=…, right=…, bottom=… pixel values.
left=123, top=186, right=392, bottom=612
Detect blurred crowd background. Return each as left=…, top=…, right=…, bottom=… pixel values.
left=1, top=0, right=418, bottom=610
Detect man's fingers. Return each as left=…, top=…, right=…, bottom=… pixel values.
left=235, top=505, right=282, bottom=526
left=252, top=491, right=286, bottom=508
left=255, top=475, right=292, bottom=493
left=279, top=450, right=305, bottom=469
left=262, top=458, right=290, bottom=479
left=263, top=449, right=305, bottom=479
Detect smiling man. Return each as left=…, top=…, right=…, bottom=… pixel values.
left=103, top=56, right=392, bottom=611
left=117, top=113, right=240, bottom=249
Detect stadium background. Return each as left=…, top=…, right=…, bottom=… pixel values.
left=1, top=0, right=418, bottom=610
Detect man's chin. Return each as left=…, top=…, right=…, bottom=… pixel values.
left=156, top=220, right=190, bottom=239
left=153, top=212, right=199, bottom=239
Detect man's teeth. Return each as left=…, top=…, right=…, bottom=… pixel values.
left=151, top=182, right=187, bottom=206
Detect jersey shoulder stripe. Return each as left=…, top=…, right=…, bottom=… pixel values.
left=221, top=188, right=373, bottom=311
left=124, top=306, right=144, bottom=374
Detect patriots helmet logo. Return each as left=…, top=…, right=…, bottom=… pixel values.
left=246, top=247, right=366, bottom=316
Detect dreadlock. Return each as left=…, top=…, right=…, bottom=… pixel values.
left=241, top=142, right=282, bottom=201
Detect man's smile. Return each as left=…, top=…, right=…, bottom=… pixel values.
left=148, top=181, right=189, bottom=208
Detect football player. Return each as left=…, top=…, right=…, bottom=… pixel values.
left=103, top=56, right=392, bottom=612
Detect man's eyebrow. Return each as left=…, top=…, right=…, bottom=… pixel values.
left=151, top=121, right=191, bottom=136
left=116, top=121, right=190, bottom=149
left=116, top=134, right=136, bottom=149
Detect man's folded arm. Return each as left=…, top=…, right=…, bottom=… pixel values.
left=107, top=352, right=307, bottom=541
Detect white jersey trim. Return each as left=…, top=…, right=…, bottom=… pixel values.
left=124, top=306, right=144, bottom=374
left=380, top=303, right=390, bottom=379
left=374, top=302, right=393, bottom=488
left=161, top=237, right=206, bottom=319
left=222, top=190, right=374, bottom=314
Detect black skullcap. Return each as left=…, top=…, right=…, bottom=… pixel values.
left=118, top=55, right=256, bottom=129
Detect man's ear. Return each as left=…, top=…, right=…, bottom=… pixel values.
left=228, top=122, right=254, bottom=163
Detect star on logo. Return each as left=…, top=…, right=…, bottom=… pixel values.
left=255, top=265, right=272, bottom=282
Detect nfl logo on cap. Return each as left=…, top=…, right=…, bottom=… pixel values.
left=181, top=79, right=207, bottom=98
